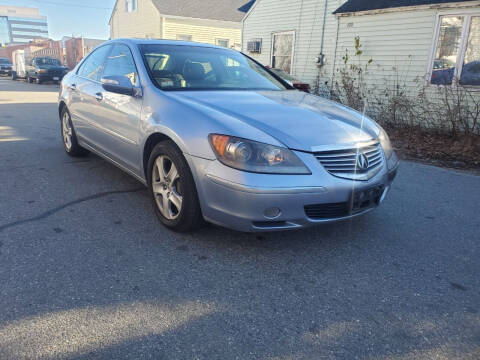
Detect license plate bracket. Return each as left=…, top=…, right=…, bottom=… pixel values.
left=349, top=185, right=384, bottom=213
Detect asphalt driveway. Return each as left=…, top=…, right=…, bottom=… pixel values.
left=0, top=79, right=479, bottom=360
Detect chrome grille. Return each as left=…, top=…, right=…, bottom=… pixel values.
left=315, top=143, right=384, bottom=180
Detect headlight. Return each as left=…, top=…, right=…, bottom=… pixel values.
left=378, top=127, right=393, bottom=159
left=209, top=134, right=311, bottom=174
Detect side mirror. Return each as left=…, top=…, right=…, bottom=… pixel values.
left=101, top=75, right=134, bottom=96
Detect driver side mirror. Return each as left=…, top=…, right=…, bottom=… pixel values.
left=101, top=75, right=134, bottom=96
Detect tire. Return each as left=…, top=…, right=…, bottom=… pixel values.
left=28, top=76, right=33, bottom=83
left=35, top=77, right=42, bottom=84
left=147, top=141, right=204, bottom=232
left=60, top=107, right=89, bottom=157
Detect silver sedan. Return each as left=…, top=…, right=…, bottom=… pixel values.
left=58, top=39, right=399, bottom=232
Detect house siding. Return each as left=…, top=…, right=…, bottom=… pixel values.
left=332, top=5, right=480, bottom=97
left=243, top=1, right=480, bottom=95
left=163, top=18, right=241, bottom=48
left=333, top=9, right=438, bottom=92
left=242, top=0, right=343, bottom=90
left=110, top=0, right=162, bottom=39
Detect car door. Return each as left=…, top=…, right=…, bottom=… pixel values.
left=93, top=43, right=142, bottom=173
left=68, top=44, right=112, bottom=149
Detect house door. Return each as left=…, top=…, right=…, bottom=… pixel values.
left=271, top=31, right=295, bottom=74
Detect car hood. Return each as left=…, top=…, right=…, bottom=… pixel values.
left=171, top=90, right=379, bottom=152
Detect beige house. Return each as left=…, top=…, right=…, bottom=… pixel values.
left=109, top=0, right=255, bottom=49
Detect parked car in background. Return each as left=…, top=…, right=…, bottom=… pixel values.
left=58, top=39, right=398, bottom=233
left=26, top=57, right=68, bottom=84
left=431, top=59, right=480, bottom=86
left=459, top=61, right=480, bottom=86
left=268, top=67, right=311, bottom=93
left=0, top=58, right=13, bottom=76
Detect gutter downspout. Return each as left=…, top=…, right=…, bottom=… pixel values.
left=319, top=0, right=328, bottom=59
left=161, top=16, right=166, bottom=39
left=331, top=14, right=340, bottom=88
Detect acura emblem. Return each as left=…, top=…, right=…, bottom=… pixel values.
left=356, top=152, right=369, bottom=170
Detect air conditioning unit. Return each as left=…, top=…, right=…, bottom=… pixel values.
left=247, top=39, right=262, bottom=53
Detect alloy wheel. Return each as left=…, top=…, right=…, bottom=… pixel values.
left=152, top=155, right=183, bottom=220
left=62, top=112, right=73, bottom=151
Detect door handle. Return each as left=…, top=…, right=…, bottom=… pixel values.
left=94, top=92, right=103, bottom=102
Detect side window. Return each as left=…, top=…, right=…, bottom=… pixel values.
left=102, top=44, right=138, bottom=86
left=77, top=45, right=111, bottom=82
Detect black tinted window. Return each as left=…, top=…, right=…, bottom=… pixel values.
left=102, top=44, right=138, bottom=86
left=78, top=45, right=111, bottom=82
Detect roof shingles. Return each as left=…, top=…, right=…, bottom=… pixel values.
left=151, top=0, right=255, bottom=22
left=334, top=0, right=477, bottom=14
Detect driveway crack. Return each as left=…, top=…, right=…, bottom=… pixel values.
left=0, top=187, right=145, bottom=233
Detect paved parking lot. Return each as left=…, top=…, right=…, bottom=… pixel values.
left=0, top=79, right=479, bottom=360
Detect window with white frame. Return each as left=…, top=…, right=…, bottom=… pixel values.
left=126, top=0, right=137, bottom=12
left=216, top=38, right=229, bottom=48
left=271, top=31, right=294, bottom=74
left=430, top=14, right=480, bottom=86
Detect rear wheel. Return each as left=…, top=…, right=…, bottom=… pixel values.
left=61, top=107, right=89, bottom=157
left=147, top=141, right=204, bottom=232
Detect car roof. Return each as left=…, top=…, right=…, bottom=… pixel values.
left=106, top=38, right=232, bottom=50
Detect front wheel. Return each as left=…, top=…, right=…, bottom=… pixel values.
left=35, top=77, right=42, bottom=84
left=147, top=141, right=204, bottom=232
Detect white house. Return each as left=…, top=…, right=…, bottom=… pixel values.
left=242, top=0, right=480, bottom=93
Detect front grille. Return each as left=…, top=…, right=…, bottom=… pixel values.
left=304, top=202, right=349, bottom=219
left=305, top=185, right=384, bottom=219
left=49, top=69, right=62, bottom=76
left=315, top=143, right=384, bottom=180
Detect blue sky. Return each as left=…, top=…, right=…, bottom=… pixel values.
left=0, top=0, right=117, bottom=40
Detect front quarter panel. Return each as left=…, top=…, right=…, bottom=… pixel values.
left=139, top=85, right=286, bottom=161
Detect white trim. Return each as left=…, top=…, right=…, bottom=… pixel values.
left=336, top=1, right=480, bottom=17
left=426, top=11, right=480, bottom=87
left=456, top=15, right=471, bottom=80
left=156, top=14, right=241, bottom=27
left=242, top=0, right=261, bottom=23
left=270, top=30, right=295, bottom=74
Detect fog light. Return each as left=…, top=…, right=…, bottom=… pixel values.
left=264, top=207, right=281, bottom=219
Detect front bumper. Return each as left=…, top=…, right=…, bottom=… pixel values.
left=0, top=69, right=12, bottom=75
left=188, top=150, right=399, bottom=232
left=37, top=72, right=65, bottom=81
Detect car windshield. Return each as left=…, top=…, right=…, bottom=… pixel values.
left=0, top=58, right=11, bottom=65
left=139, top=44, right=288, bottom=91
left=36, top=58, right=61, bottom=66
